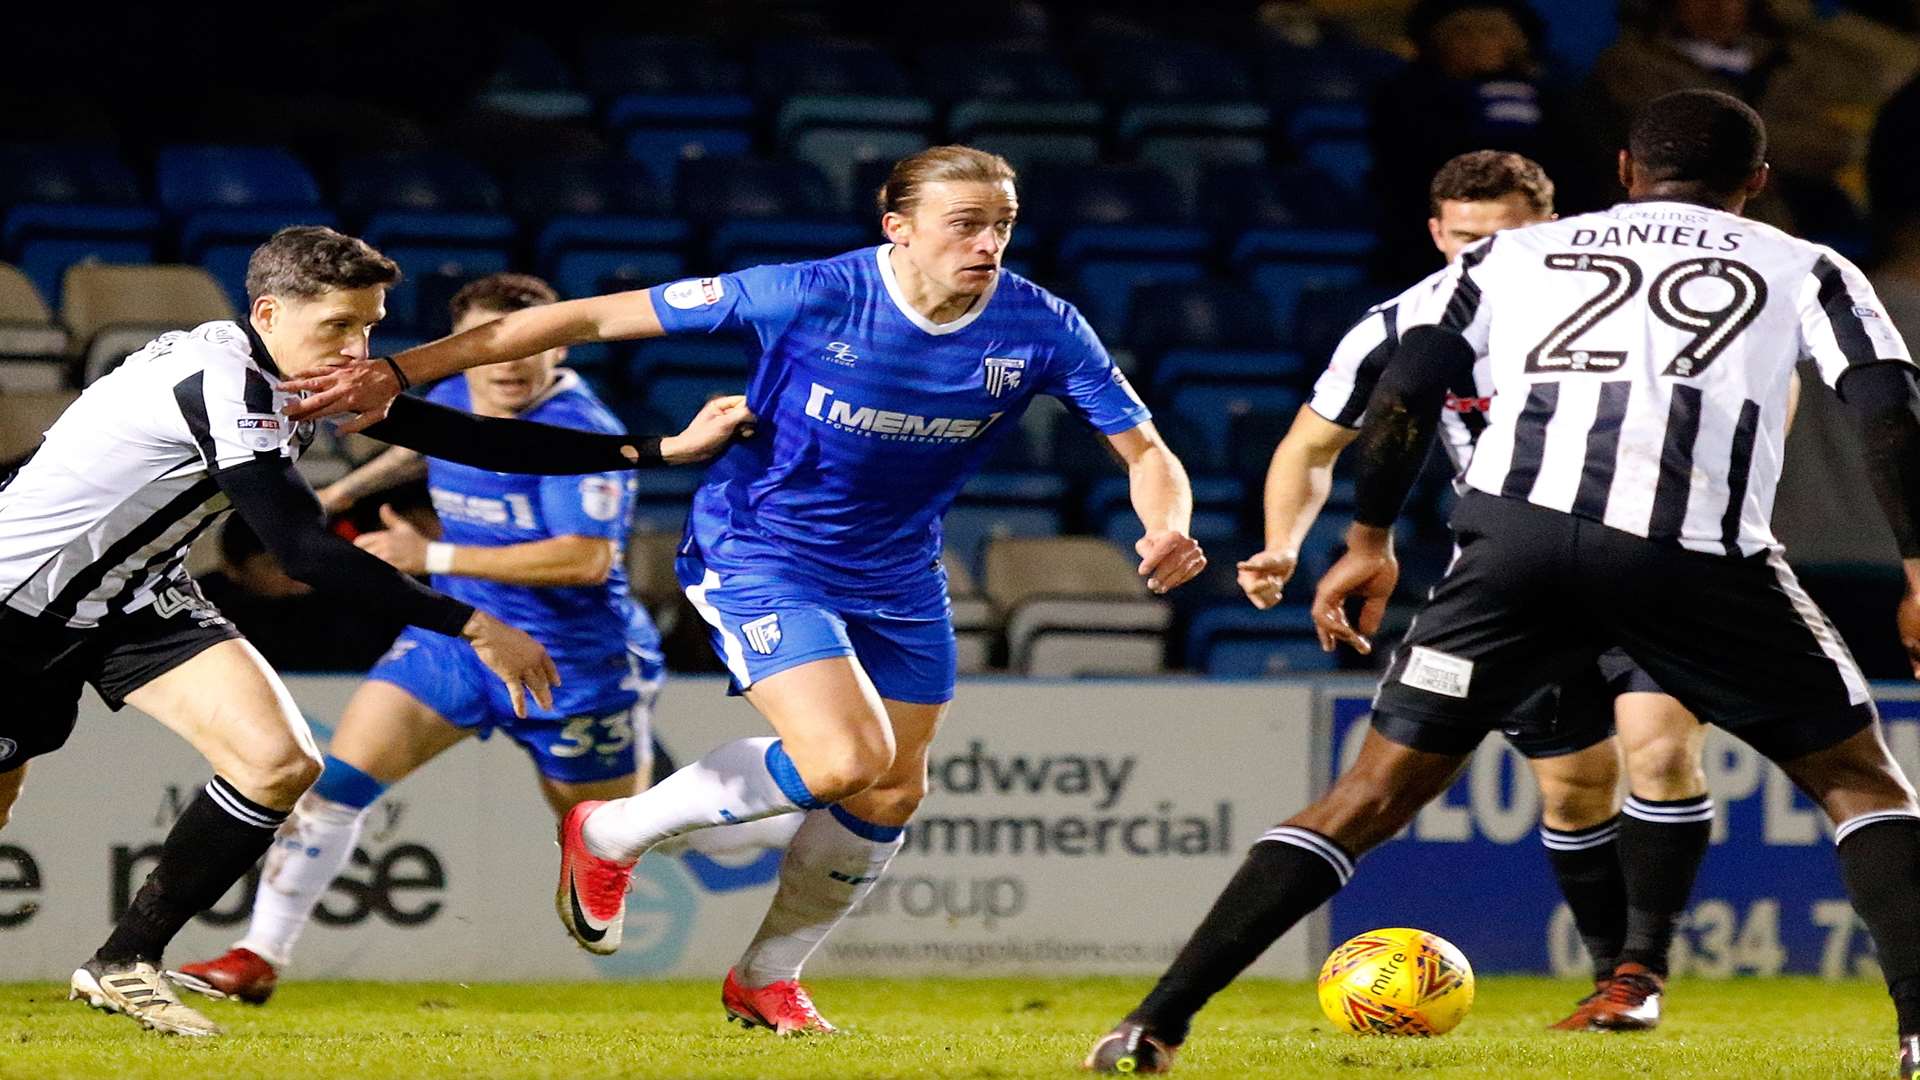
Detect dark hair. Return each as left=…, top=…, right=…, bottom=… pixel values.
left=1628, top=89, right=1767, bottom=194
left=875, top=144, right=1017, bottom=218
left=1407, top=0, right=1545, bottom=51
left=1429, top=150, right=1555, bottom=217
left=449, top=272, right=559, bottom=324
left=245, top=226, right=400, bottom=303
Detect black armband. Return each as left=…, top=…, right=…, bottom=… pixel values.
left=211, top=455, right=474, bottom=635
left=1350, top=325, right=1476, bottom=528
left=1838, top=361, right=1920, bottom=558
left=362, top=394, right=665, bottom=473
left=381, top=355, right=412, bottom=391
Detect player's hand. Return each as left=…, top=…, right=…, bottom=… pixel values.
left=280, top=358, right=403, bottom=434
left=1899, top=589, right=1920, bottom=678
left=1310, top=525, right=1398, bottom=654
left=659, top=395, right=755, bottom=465
left=1236, top=548, right=1298, bottom=610
left=315, top=482, right=355, bottom=516
left=353, top=505, right=427, bottom=573
left=1136, top=530, right=1206, bottom=594
left=461, top=609, right=559, bottom=718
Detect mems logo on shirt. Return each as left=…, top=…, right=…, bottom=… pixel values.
left=803, top=383, right=1002, bottom=443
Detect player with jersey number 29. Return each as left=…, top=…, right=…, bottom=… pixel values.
left=1088, top=89, right=1920, bottom=1078
left=282, top=145, right=1205, bottom=1034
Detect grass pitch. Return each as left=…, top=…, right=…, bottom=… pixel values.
left=0, top=976, right=1895, bottom=1079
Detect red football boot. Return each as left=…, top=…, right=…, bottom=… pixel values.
left=722, top=968, right=838, bottom=1035
left=169, top=947, right=279, bottom=1005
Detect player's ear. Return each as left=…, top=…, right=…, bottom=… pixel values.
left=1745, top=162, right=1771, bottom=199
left=881, top=210, right=911, bottom=246
left=250, top=294, right=279, bottom=334
left=1616, top=149, right=1634, bottom=193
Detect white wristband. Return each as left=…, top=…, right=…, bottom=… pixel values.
left=424, top=542, right=456, bottom=575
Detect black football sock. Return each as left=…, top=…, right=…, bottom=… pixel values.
left=1128, top=826, right=1353, bottom=1045
left=1833, top=812, right=1920, bottom=1035
left=1539, top=816, right=1627, bottom=982
left=1616, top=794, right=1713, bottom=977
left=95, top=776, right=289, bottom=967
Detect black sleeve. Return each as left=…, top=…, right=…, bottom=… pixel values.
left=1350, top=325, right=1477, bottom=529
left=359, top=394, right=664, bottom=474
left=1837, top=360, right=1920, bottom=558
left=211, top=455, right=475, bottom=636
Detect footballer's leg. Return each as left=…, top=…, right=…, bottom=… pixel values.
left=1591, top=688, right=1710, bottom=1031
left=77, top=639, right=320, bottom=1036
left=176, top=675, right=471, bottom=1004
left=726, top=693, right=943, bottom=1035
left=1525, top=736, right=1628, bottom=1029
left=1088, top=724, right=1472, bottom=1073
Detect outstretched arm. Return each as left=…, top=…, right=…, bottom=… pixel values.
left=284, top=288, right=666, bottom=429
left=1311, top=325, right=1475, bottom=653
left=1837, top=361, right=1920, bottom=676
left=1105, top=422, right=1206, bottom=594
left=359, top=393, right=752, bottom=473
left=1240, top=407, right=1361, bottom=609
left=315, top=445, right=424, bottom=514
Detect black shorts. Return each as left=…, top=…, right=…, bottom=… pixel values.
left=0, top=582, right=241, bottom=770
left=1372, top=492, right=1874, bottom=763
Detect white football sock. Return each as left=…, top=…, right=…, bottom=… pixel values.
left=581, top=737, right=824, bottom=862
left=737, top=806, right=903, bottom=988
left=657, top=811, right=805, bottom=858
left=234, top=794, right=367, bottom=968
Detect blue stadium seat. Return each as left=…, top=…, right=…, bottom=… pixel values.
left=1117, top=103, right=1270, bottom=144
left=1130, top=282, right=1282, bottom=359
left=1255, top=42, right=1404, bottom=112
left=359, top=212, right=515, bottom=249
left=621, top=468, right=704, bottom=534
left=645, top=372, right=750, bottom=424
left=1165, top=384, right=1304, bottom=470
left=941, top=504, right=1063, bottom=584
left=776, top=96, right=934, bottom=142
left=623, top=129, right=753, bottom=190
left=1055, top=225, right=1209, bottom=267
left=379, top=246, right=510, bottom=335
left=1246, top=261, right=1370, bottom=338
left=1105, top=506, right=1240, bottom=548
left=510, top=157, right=669, bottom=221
left=581, top=36, right=746, bottom=96
left=1199, top=164, right=1368, bottom=231
left=1227, top=409, right=1297, bottom=481
left=961, top=471, right=1068, bottom=504
left=19, top=240, right=153, bottom=312
left=948, top=100, right=1102, bottom=142
left=676, top=158, right=834, bottom=222
left=1294, top=281, right=1399, bottom=360
left=967, top=132, right=1102, bottom=175
left=752, top=42, right=912, bottom=97
left=535, top=216, right=689, bottom=270
left=0, top=144, right=142, bottom=206
left=1084, top=38, right=1252, bottom=101
left=1068, top=258, right=1207, bottom=343
left=1153, top=348, right=1306, bottom=395
left=789, top=128, right=931, bottom=214
left=4, top=205, right=159, bottom=258
left=919, top=45, right=1083, bottom=101
left=549, top=250, right=686, bottom=305
left=1137, top=135, right=1268, bottom=219
left=1285, top=102, right=1370, bottom=146
left=629, top=338, right=753, bottom=379
left=605, top=93, right=756, bottom=132
left=1086, top=474, right=1242, bottom=527
left=198, top=243, right=256, bottom=311
left=708, top=219, right=869, bottom=270
left=337, top=152, right=502, bottom=214
left=1300, top=136, right=1374, bottom=195
left=179, top=208, right=340, bottom=262
left=1021, top=163, right=1186, bottom=229
left=1294, top=510, right=1354, bottom=586
left=156, top=146, right=320, bottom=216
left=1187, top=605, right=1336, bottom=676
left=1232, top=228, right=1376, bottom=266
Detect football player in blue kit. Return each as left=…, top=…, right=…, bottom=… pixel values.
left=284, top=145, right=1208, bottom=1033
left=174, top=273, right=778, bottom=1003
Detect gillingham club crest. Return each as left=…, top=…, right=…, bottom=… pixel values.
left=982, top=356, right=1025, bottom=398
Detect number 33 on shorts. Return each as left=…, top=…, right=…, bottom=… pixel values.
left=547, top=708, right=639, bottom=760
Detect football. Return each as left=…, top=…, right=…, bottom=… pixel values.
left=1317, top=927, right=1476, bottom=1036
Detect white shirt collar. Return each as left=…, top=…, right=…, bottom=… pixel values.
left=874, top=244, right=997, bottom=337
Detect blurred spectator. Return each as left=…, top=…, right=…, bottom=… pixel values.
left=1369, top=0, right=1572, bottom=283
left=1581, top=0, right=1916, bottom=237
left=196, top=517, right=410, bottom=673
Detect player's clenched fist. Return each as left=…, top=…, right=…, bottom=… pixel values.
left=1136, top=530, right=1206, bottom=594
left=659, top=395, right=756, bottom=465
left=1236, top=548, right=1298, bottom=610
left=460, top=609, right=560, bottom=718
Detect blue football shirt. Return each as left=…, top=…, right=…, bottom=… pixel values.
left=651, top=245, right=1151, bottom=609
left=421, top=371, right=659, bottom=664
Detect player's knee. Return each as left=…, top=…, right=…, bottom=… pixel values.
left=795, top=739, right=896, bottom=803
left=1532, top=767, right=1617, bottom=830
left=858, top=772, right=929, bottom=823
left=1625, top=737, right=1705, bottom=800
left=238, top=745, right=325, bottom=808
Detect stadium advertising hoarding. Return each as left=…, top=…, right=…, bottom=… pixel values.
left=1324, top=685, right=1920, bottom=976
left=0, top=677, right=1318, bottom=980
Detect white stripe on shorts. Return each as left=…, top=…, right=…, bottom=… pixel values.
left=683, top=568, right=753, bottom=687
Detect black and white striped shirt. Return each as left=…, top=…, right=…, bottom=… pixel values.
left=1403, top=200, right=1912, bottom=557
left=1306, top=269, right=1493, bottom=476
left=0, top=321, right=307, bottom=627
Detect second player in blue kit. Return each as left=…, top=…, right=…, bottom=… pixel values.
left=283, top=145, right=1209, bottom=1033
